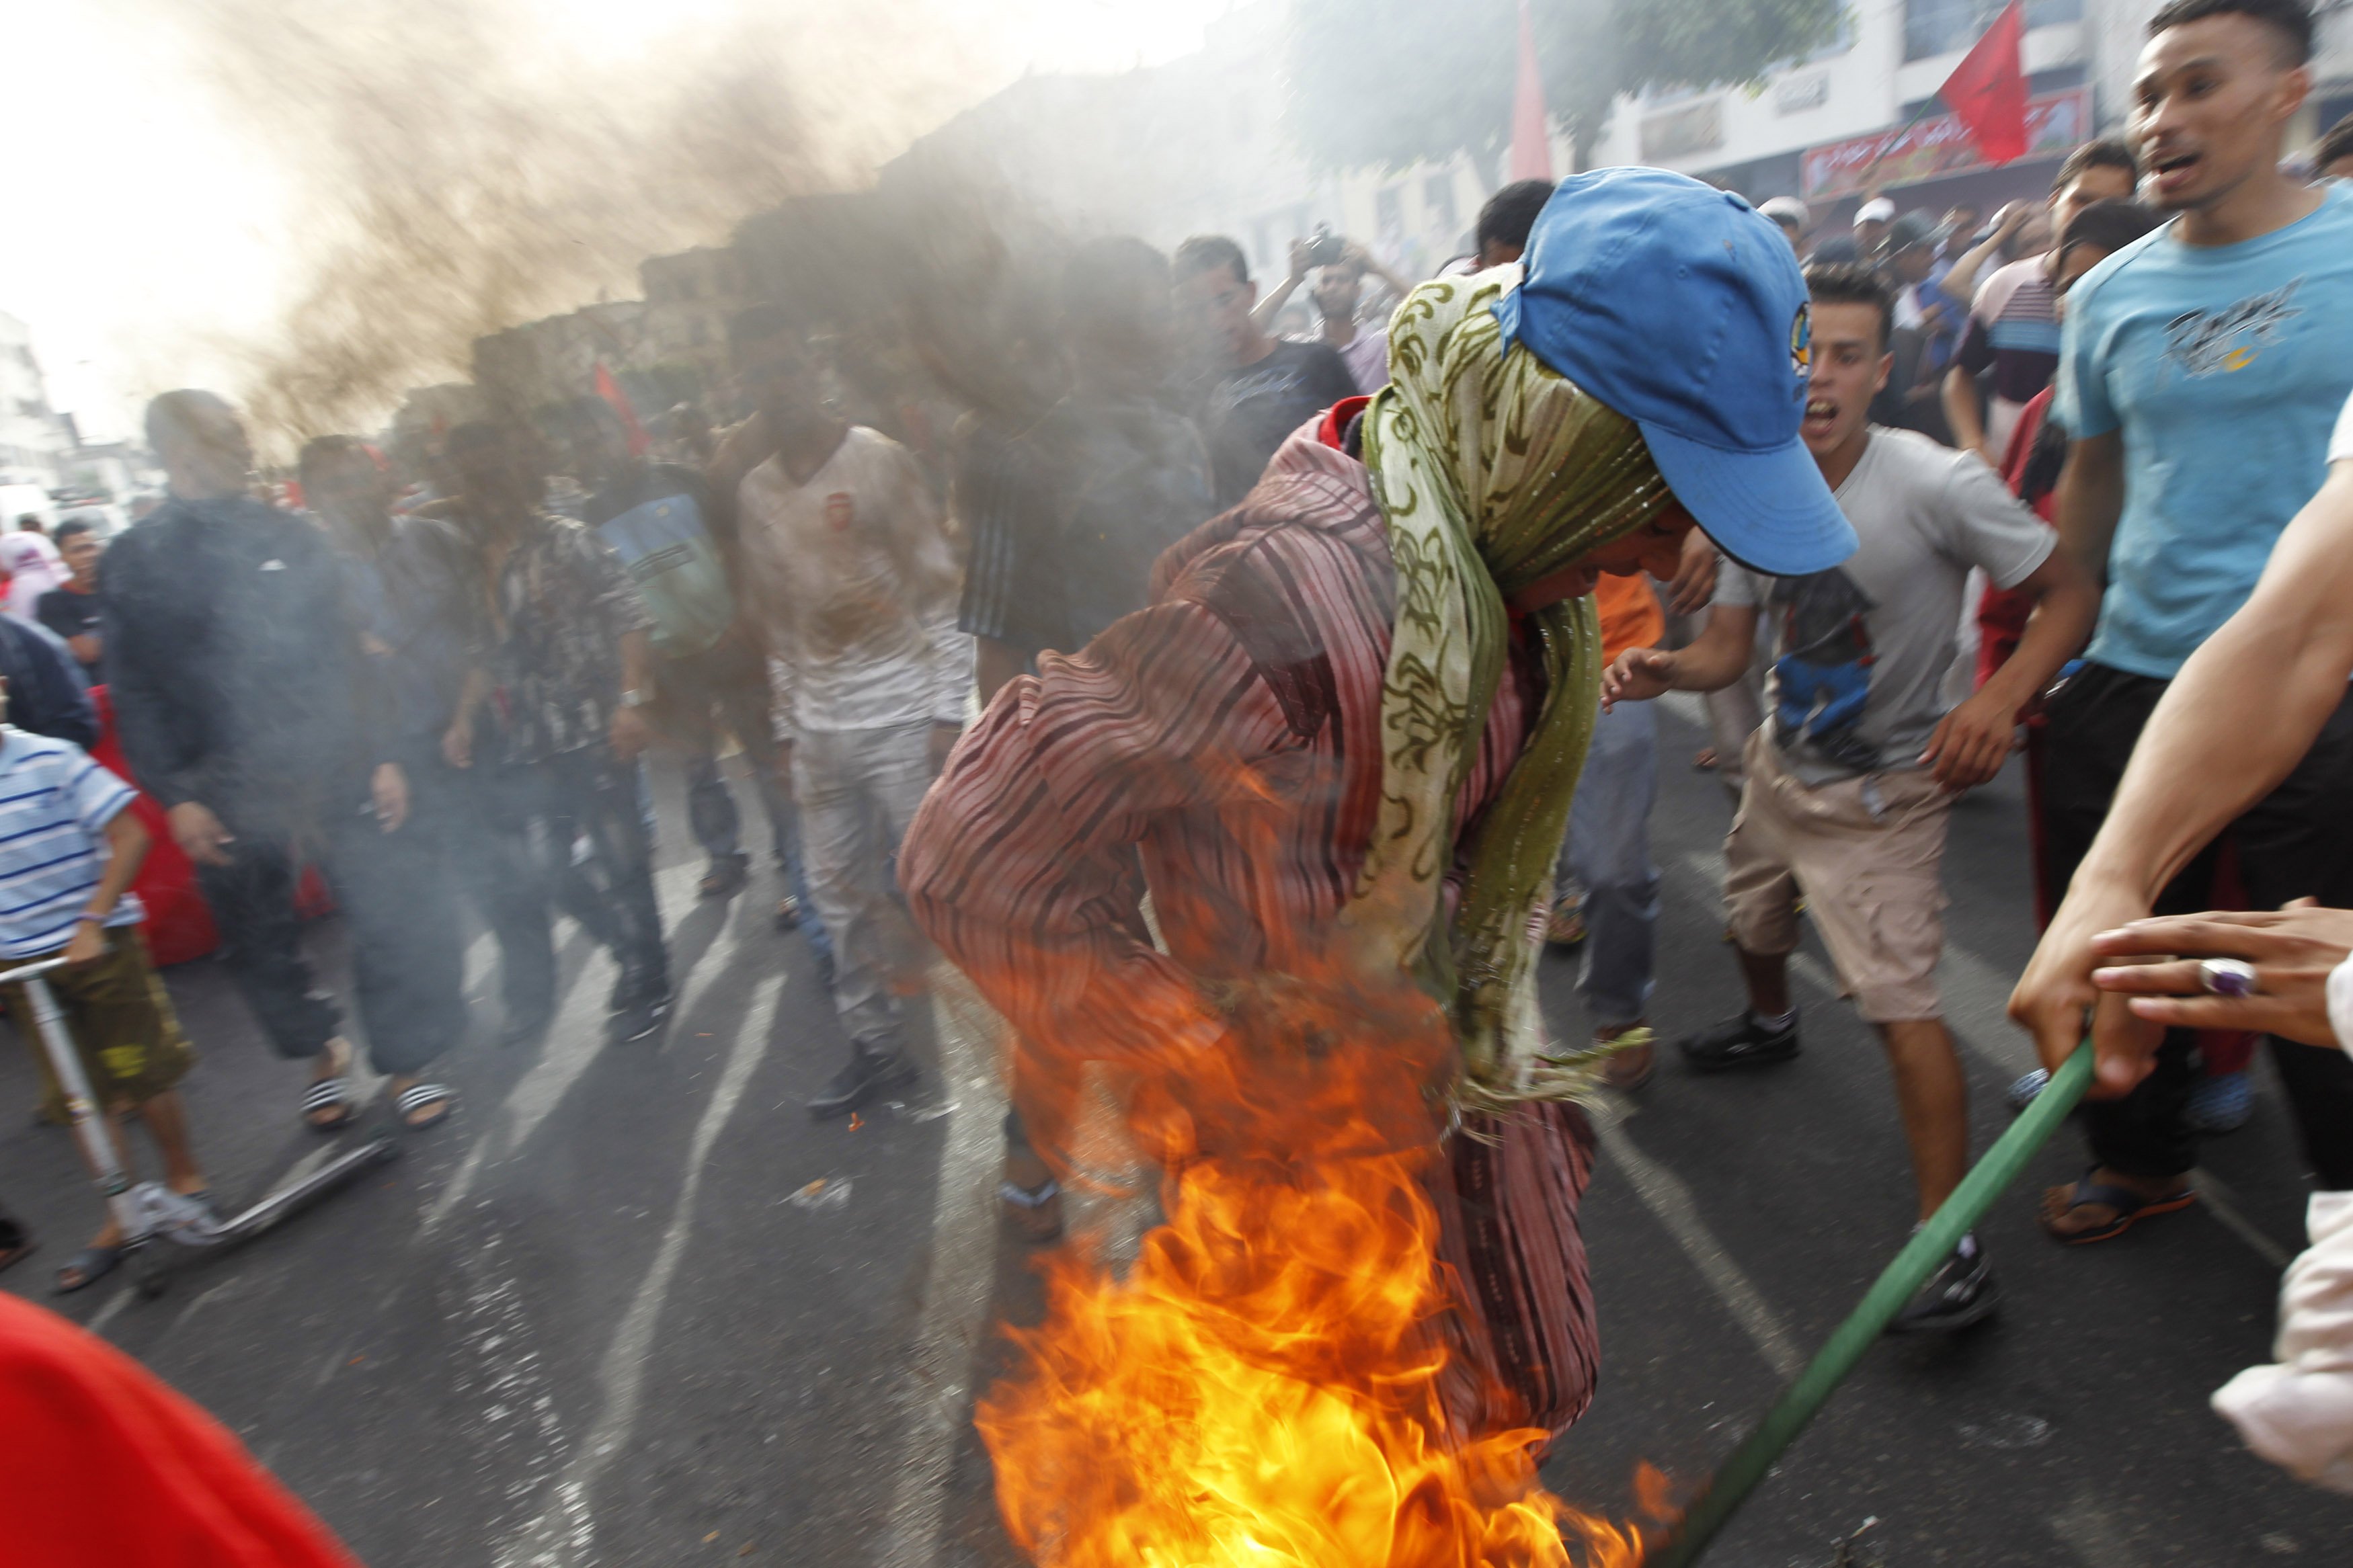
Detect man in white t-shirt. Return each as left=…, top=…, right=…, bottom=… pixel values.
left=730, top=305, right=973, bottom=1118
left=1607, top=263, right=2098, bottom=1333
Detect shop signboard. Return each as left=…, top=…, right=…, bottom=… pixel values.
left=1800, top=87, right=2088, bottom=198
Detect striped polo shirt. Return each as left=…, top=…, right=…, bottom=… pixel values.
left=0, top=727, right=143, bottom=960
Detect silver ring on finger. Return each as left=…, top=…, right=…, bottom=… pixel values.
left=2197, top=958, right=2259, bottom=997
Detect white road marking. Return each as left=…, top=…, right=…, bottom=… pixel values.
left=873, top=964, right=1011, bottom=1568
left=83, top=1287, right=133, bottom=1339
left=422, top=868, right=698, bottom=1235
left=1596, top=1119, right=1806, bottom=1381
left=495, top=968, right=787, bottom=1568
left=2189, top=1171, right=2294, bottom=1270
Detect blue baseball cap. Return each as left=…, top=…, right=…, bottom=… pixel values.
left=1493, top=167, right=1855, bottom=578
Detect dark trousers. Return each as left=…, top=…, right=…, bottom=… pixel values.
left=445, top=751, right=669, bottom=1017
left=663, top=639, right=830, bottom=963
left=196, top=793, right=466, bottom=1076
left=546, top=749, right=668, bottom=1002
left=442, top=761, right=558, bottom=1024
left=2041, top=662, right=2353, bottom=1188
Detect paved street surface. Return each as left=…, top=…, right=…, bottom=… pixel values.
left=4, top=725, right=2349, bottom=1567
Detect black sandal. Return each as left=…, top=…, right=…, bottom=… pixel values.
left=303, top=1042, right=357, bottom=1132
left=394, top=1083, right=455, bottom=1131
left=54, top=1243, right=122, bottom=1294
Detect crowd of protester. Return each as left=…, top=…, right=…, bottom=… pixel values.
left=4, top=0, right=2353, bottom=1518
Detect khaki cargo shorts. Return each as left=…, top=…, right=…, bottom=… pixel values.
left=7, top=925, right=194, bottom=1120
left=1722, top=730, right=1953, bottom=1023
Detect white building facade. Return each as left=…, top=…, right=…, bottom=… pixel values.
left=0, top=313, right=72, bottom=488
left=1588, top=0, right=2353, bottom=232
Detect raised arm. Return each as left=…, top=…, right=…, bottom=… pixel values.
left=1248, top=239, right=1316, bottom=333
left=1939, top=202, right=2032, bottom=304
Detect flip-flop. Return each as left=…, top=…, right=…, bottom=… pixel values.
left=53, top=1243, right=122, bottom=1295
left=394, top=1083, right=456, bottom=1131
left=302, top=1076, right=356, bottom=1132
left=2042, top=1169, right=2196, bottom=1246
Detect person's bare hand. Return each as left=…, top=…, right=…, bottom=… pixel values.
left=370, top=763, right=409, bottom=833
left=1663, top=529, right=1718, bottom=616
left=167, top=802, right=235, bottom=868
left=63, top=921, right=106, bottom=966
left=2087, top=900, right=2353, bottom=1051
left=929, top=722, right=963, bottom=777
left=1603, top=647, right=1678, bottom=710
left=442, top=720, right=474, bottom=771
left=1991, top=200, right=2033, bottom=237
left=2009, top=877, right=2163, bottom=1090
left=1919, top=688, right=2017, bottom=790
left=608, top=706, right=653, bottom=763
left=1286, top=238, right=1316, bottom=282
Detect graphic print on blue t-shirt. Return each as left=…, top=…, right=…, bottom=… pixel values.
left=2161, top=279, right=2302, bottom=381
left=1767, top=569, right=1881, bottom=775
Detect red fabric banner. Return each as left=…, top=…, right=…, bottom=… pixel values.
left=1507, top=0, right=1552, bottom=183
left=1940, top=0, right=2030, bottom=166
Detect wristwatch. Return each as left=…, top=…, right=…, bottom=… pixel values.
left=619, top=688, right=651, bottom=709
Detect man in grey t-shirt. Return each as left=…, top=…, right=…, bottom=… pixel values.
left=1716, top=425, right=2055, bottom=786
left=1605, top=264, right=2099, bottom=1333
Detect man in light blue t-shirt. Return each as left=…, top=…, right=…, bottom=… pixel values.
left=2033, top=0, right=2353, bottom=1245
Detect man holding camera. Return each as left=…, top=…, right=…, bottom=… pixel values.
left=1173, top=235, right=1362, bottom=507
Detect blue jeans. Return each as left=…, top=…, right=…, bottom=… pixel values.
left=1558, top=698, right=1660, bottom=1028
left=665, top=639, right=830, bottom=964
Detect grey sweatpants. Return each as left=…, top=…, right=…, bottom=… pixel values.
left=792, top=723, right=934, bottom=1048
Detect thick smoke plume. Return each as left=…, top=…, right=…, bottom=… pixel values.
left=140, top=0, right=977, bottom=447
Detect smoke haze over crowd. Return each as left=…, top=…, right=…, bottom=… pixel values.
left=6, top=0, right=1230, bottom=447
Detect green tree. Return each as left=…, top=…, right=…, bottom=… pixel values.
left=1286, top=0, right=1847, bottom=181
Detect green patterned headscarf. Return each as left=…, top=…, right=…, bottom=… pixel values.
left=1341, top=264, right=1675, bottom=1109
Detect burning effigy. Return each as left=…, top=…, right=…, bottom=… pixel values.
left=901, top=167, right=1857, bottom=1565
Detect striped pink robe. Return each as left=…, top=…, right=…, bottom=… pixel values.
left=902, top=425, right=1599, bottom=1438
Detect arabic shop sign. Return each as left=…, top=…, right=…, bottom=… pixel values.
left=1801, top=87, right=2089, bottom=198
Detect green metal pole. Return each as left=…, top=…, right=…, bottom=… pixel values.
left=1644, top=1043, right=2096, bottom=1568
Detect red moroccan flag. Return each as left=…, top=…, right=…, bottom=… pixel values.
left=594, top=360, right=651, bottom=457
left=1940, top=1, right=2030, bottom=165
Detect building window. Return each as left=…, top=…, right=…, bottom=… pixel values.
left=1423, top=173, right=1458, bottom=235
left=1374, top=185, right=1404, bottom=241
left=1904, top=0, right=2080, bottom=63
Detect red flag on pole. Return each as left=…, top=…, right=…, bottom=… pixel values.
left=1939, top=0, right=2030, bottom=165
left=1507, top=0, right=1553, bottom=183
left=594, top=361, right=651, bottom=457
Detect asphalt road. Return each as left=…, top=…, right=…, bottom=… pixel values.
left=3, top=727, right=2349, bottom=1568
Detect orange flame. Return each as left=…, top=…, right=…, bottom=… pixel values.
left=978, top=973, right=1660, bottom=1567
